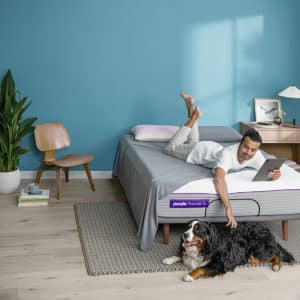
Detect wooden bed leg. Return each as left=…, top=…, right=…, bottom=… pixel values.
left=163, top=224, right=170, bottom=245
left=282, top=220, right=288, bottom=241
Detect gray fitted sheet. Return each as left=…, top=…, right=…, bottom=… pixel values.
left=113, top=134, right=300, bottom=251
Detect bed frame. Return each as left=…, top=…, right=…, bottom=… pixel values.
left=113, top=133, right=300, bottom=251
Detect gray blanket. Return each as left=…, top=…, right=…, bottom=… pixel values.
left=113, top=135, right=228, bottom=251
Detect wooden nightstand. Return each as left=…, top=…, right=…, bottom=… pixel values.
left=240, top=122, right=300, bottom=164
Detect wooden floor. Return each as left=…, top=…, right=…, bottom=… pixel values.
left=1, top=179, right=300, bottom=300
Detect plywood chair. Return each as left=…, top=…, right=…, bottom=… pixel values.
left=34, top=122, right=95, bottom=199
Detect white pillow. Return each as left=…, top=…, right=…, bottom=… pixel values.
left=131, top=124, right=179, bottom=142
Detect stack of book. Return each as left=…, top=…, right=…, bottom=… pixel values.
left=17, top=189, right=50, bottom=207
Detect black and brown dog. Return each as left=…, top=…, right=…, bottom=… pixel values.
left=163, top=220, right=295, bottom=282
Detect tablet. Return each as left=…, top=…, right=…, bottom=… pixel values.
left=252, top=158, right=285, bottom=181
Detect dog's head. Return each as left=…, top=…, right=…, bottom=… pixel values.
left=181, top=220, right=216, bottom=253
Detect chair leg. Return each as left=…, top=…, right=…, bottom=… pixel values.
left=56, top=167, right=62, bottom=200
left=83, top=163, right=95, bottom=191
left=35, top=165, right=48, bottom=184
left=63, top=167, right=69, bottom=182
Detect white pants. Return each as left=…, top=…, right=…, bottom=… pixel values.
left=164, top=121, right=199, bottom=161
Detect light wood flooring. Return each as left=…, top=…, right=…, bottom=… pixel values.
left=1, top=179, right=300, bottom=300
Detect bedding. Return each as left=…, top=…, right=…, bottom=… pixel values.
left=197, top=126, right=242, bottom=142
left=113, top=130, right=300, bottom=251
left=173, top=164, right=300, bottom=194
left=131, top=124, right=179, bottom=141
left=130, top=125, right=242, bottom=142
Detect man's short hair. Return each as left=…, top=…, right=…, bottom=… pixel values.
left=241, top=128, right=262, bottom=144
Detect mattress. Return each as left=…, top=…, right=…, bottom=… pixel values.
left=159, top=190, right=300, bottom=218
left=159, top=165, right=300, bottom=218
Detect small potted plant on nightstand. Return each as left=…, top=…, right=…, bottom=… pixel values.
left=0, top=70, right=37, bottom=193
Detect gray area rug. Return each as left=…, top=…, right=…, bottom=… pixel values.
left=74, top=201, right=300, bottom=276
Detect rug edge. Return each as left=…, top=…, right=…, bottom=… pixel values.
left=73, top=203, right=97, bottom=276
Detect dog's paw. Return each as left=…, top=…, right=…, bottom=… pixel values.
left=162, top=256, right=181, bottom=265
left=162, top=257, right=173, bottom=265
left=272, top=264, right=281, bottom=272
left=183, top=274, right=194, bottom=282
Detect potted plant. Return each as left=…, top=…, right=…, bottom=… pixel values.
left=0, top=70, right=37, bottom=193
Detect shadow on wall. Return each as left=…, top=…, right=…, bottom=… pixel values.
left=180, top=15, right=264, bottom=126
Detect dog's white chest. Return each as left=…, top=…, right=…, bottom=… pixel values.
left=182, top=247, right=208, bottom=270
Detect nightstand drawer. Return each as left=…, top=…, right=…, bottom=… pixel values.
left=259, top=129, right=300, bottom=143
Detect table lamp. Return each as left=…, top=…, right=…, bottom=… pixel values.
left=278, top=85, right=300, bottom=126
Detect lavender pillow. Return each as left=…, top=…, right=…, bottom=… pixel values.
left=131, top=125, right=179, bottom=142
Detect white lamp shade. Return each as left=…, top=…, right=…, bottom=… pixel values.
left=278, top=85, right=300, bottom=99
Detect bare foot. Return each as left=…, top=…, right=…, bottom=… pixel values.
left=180, top=92, right=194, bottom=103
left=192, top=106, right=202, bottom=119
left=184, top=106, right=203, bottom=128
left=180, top=92, right=195, bottom=117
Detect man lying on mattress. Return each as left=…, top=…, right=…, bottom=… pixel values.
left=164, top=93, right=281, bottom=229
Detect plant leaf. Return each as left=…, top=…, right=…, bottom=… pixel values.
left=0, top=70, right=37, bottom=171
left=12, top=97, right=28, bottom=122
left=19, top=118, right=37, bottom=138
left=0, top=134, right=8, bottom=153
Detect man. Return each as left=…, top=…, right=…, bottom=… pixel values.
left=165, top=93, right=281, bottom=228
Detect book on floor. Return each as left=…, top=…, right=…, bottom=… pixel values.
left=17, top=189, right=49, bottom=207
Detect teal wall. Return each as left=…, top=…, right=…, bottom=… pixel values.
left=0, top=0, right=299, bottom=171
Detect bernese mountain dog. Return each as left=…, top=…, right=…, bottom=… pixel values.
left=162, top=220, right=295, bottom=282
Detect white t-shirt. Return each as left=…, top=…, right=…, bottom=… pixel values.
left=186, top=141, right=265, bottom=173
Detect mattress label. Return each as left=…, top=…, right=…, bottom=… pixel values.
left=169, top=199, right=209, bottom=208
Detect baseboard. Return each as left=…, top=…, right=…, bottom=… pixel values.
left=21, top=170, right=113, bottom=179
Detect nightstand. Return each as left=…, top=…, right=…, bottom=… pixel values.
left=240, top=122, right=300, bottom=164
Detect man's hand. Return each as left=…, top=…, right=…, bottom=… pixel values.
left=268, top=168, right=281, bottom=180
left=225, top=207, right=237, bottom=229
left=214, top=167, right=238, bottom=229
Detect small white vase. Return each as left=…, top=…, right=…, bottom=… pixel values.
left=0, top=169, right=21, bottom=194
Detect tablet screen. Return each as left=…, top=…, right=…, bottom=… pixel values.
left=252, top=159, right=285, bottom=181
